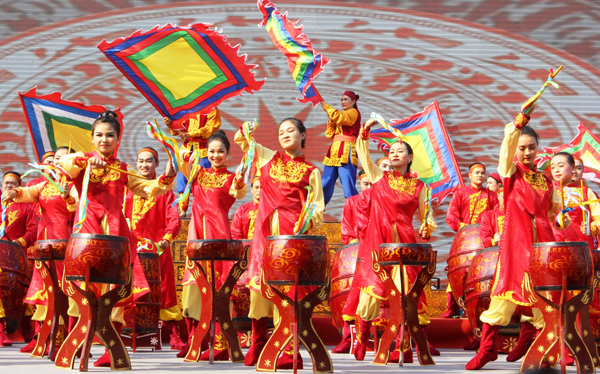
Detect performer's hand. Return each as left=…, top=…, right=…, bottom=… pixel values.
left=179, top=132, right=190, bottom=141
left=88, top=157, right=106, bottom=169
left=493, top=233, right=501, bottom=244
left=1, top=189, right=17, bottom=202
left=581, top=221, right=590, bottom=235
left=419, top=222, right=430, bottom=240
left=163, top=117, right=172, bottom=127
left=165, top=160, right=176, bottom=177
left=364, top=118, right=378, bottom=130
left=235, top=164, right=246, bottom=184
left=320, top=101, right=326, bottom=109
left=61, top=179, right=70, bottom=199
left=157, top=240, right=169, bottom=250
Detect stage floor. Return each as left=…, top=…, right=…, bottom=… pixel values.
left=0, top=344, right=574, bottom=373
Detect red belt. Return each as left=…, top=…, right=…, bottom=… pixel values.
left=333, top=135, right=357, bottom=143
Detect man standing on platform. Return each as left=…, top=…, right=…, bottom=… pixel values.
left=124, top=148, right=183, bottom=350
left=442, top=163, right=499, bottom=320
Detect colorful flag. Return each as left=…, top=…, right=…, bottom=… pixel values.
left=258, top=0, right=329, bottom=106
left=18, top=87, right=123, bottom=162
left=98, top=23, right=264, bottom=129
left=369, top=101, right=464, bottom=204
left=535, top=122, right=600, bottom=182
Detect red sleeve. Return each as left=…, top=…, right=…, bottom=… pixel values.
left=445, top=190, right=463, bottom=232
left=341, top=197, right=357, bottom=245
left=22, top=204, right=38, bottom=248
left=479, top=211, right=495, bottom=248
left=163, top=191, right=181, bottom=240
left=488, top=190, right=499, bottom=211
left=231, top=204, right=246, bottom=240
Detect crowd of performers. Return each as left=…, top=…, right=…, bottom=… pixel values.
left=1, top=90, right=599, bottom=371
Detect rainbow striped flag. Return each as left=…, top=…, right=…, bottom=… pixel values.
left=535, top=122, right=600, bottom=183
left=369, top=101, right=464, bottom=204
left=258, top=0, right=329, bottom=106
left=98, top=23, right=264, bottom=129
left=19, top=87, right=124, bottom=162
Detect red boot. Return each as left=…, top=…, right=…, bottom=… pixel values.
left=421, top=325, right=440, bottom=356
left=440, top=293, right=460, bottom=318
left=244, top=317, right=268, bottom=366
left=465, top=323, right=499, bottom=370
left=332, top=321, right=352, bottom=354
left=464, top=338, right=480, bottom=351
left=0, top=318, right=12, bottom=347
left=388, top=335, right=403, bottom=363
left=21, top=315, right=34, bottom=343
left=20, top=321, right=40, bottom=353
left=276, top=342, right=303, bottom=370
left=94, top=323, right=122, bottom=367
left=165, top=320, right=185, bottom=350
left=353, top=318, right=371, bottom=361
left=506, top=322, right=536, bottom=362
left=177, top=318, right=197, bottom=358
left=200, top=323, right=229, bottom=361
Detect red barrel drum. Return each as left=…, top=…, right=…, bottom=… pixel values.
left=124, top=252, right=161, bottom=334
left=232, top=240, right=252, bottom=327
left=64, top=233, right=130, bottom=285
left=464, top=246, right=499, bottom=332
left=529, top=241, right=592, bottom=291
left=263, top=235, right=330, bottom=286
left=589, top=250, right=600, bottom=341
left=329, top=242, right=359, bottom=330
left=448, top=224, right=484, bottom=307
left=378, top=243, right=433, bottom=266
left=33, top=239, right=68, bottom=261
left=186, top=239, right=245, bottom=261
left=0, top=240, right=31, bottom=334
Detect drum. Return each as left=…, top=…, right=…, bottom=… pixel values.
left=124, top=252, right=161, bottom=334
left=378, top=243, right=433, bottom=266
left=529, top=241, right=592, bottom=291
left=187, top=239, right=245, bottom=261
left=232, top=240, right=252, bottom=326
left=0, top=240, right=31, bottom=334
left=263, top=235, right=330, bottom=286
left=589, top=250, right=600, bottom=341
left=329, top=242, right=359, bottom=330
left=33, top=239, right=68, bottom=261
left=448, top=224, right=484, bottom=305
left=64, top=233, right=130, bottom=285
left=464, top=246, right=499, bottom=332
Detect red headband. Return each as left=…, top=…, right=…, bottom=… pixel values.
left=359, top=173, right=368, bottom=181
left=469, top=163, right=486, bottom=172
left=376, top=157, right=389, bottom=167
left=488, top=173, right=501, bottom=183
left=138, top=148, right=159, bottom=162
left=573, top=154, right=583, bottom=163
left=343, top=91, right=356, bottom=101
left=3, top=172, right=21, bottom=183
left=42, top=151, right=55, bottom=161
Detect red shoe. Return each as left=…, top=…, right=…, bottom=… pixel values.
left=177, top=318, right=197, bottom=358
left=388, top=335, right=403, bottom=363
left=506, top=323, right=536, bottom=362
left=20, top=337, right=37, bottom=353
left=21, top=315, right=34, bottom=343
left=177, top=343, right=190, bottom=358
left=440, top=293, right=460, bottom=318
left=165, top=320, right=185, bottom=350
left=421, top=325, right=440, bottom=356
left=403, top=347, right=413, bottom=363
left=332, top=321, right=352, bottom=354
left=353, top=318, right=371, bottom=361
left=277, top=351, right=303, bottom=370
left=93, top=349, right=111, bottom=367
left=199, top=348, right=229, bottom=361
left=245, top=317, right=268, bottom=366
left=0, top=318, right=12, bottom=347
left=465, top=323, right=499, bottom=370
left=464, top=338, right=480, bottom=351
left=75, top=347, right=92, bottom=359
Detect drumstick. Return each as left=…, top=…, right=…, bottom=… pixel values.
left=581, top=180, right=588, bottom=228
left=67, top=140, right=72, bottom=154
left=560, top=181, right=565, bottom=211
left=105, top=165, right=148, bottom=180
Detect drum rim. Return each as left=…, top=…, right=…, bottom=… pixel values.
left=0, top=239, right=21, bottom=249
left=69, top=233, right=129, bottom=242
left=531, top=241, right=590, bottom=248
left=188, top=239, right=244, bottom=245
left=66, top=275, right=126, bottom=285
left=137, top=251, right=159, bottom=258
left=339, top=242, right=360, bottom=251
left=457, top=223, right=481, bottom=231
left=379, top=242, right=432, bottom=249
left=266, top=235, right=328, bottom=241
left=35, top=239, right=69, bottom=245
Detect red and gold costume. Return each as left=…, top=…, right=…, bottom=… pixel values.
left=0, top=200, right=38, bottom=249
left=552, top=182, right=600, bottom=250
left=446, top=185, right=499, bottom=232
left=175, top=108, right=221, bottom=156
left=341, top=192, right=366, bottom=245
left=231, top=201, right=259, bottom=241
left=479, top=207, right=505, bottom=248
left=322, top=104, right=360, bottom=167
left=124, top=187, right=182, bottom=319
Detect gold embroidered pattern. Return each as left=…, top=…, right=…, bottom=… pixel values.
left=269, top=156, right=311, bottom=185
left=197, top=169, right=229, bottom=190
left=131, top=196, right=156, bottom=230
left=7, top=210, right=18, bottom=227
left=248, top=209, right=258, bottom=239
left=469, top=191, right=488, bottom=224
left=387, top=175, right=417, bottom=195
left=523, top=170, right=549, bottom=192
left=40, top=183, right=62, bottom=201
left=498, top=215, right=505, bottom=235
left=90, top=160, right=122, bottom=184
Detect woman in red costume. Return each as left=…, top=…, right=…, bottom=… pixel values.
left=3, top=146, right=78, bottom=354
left=234, top=118, right=324, bottom=369
left=177, top=130, right=247, bottom=361
left=351, top=118, right=437, bottom=363
left=479, top=188, right=505, bottom=249
left=58, top=110, right=176, bottom=367
left=466, top=110, right=564, bottom=370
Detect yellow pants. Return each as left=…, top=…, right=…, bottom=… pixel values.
left=248, top=290, right=280, bottom=323
left=0, top=300, right=4, bottom=318
left=182, top=284, right=202, bottom=321
left=480, top=297, right=543, bottom=329
left=160, top=306, right=183, bottom=322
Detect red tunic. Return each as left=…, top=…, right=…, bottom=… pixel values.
left=125, top=190, right=182, bottom=310
left=479, top=207, right=505, bottom=249
left=181, top=166, right=245, bottom=286
left=231, top=201, right=259, bottom=241
left=446, top=185, right=499, bottom=232
left=493, top=161, right=556, bottom=306
left=552, top=183, right=598, bottom=250
left=0, top=200, right=37, bottom=249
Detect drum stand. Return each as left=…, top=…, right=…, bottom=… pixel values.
left=30, top=252, right=68, bottom=360
left=256, top=272, right=333, bottom=373
left=521, top=271, right=596, bottom=374
left=55, top=263, right=133, bottom=371
left=184, top=246, right=249, bottom=363
left=371, top=250, right=437, bottom=366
